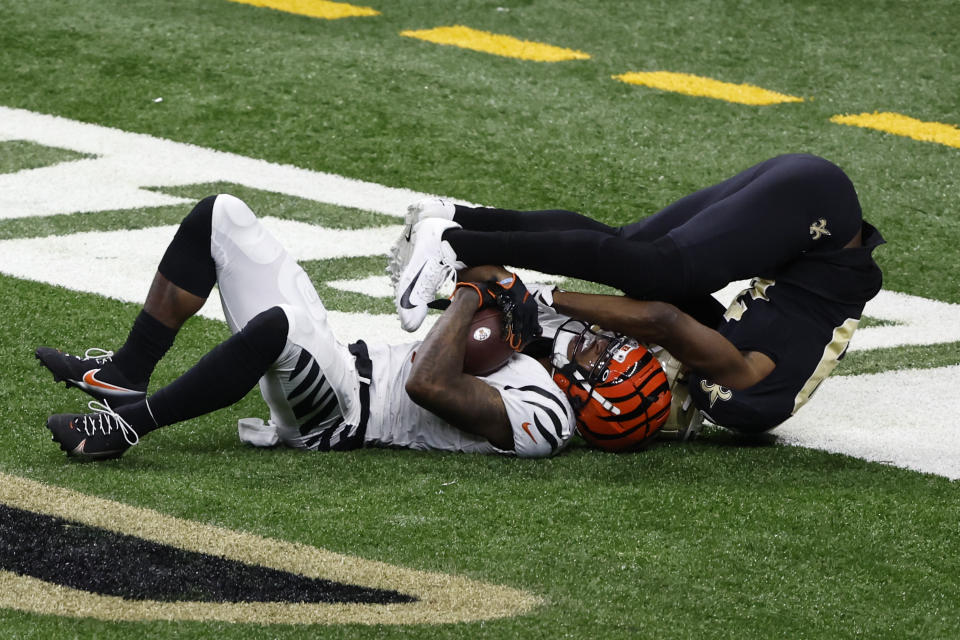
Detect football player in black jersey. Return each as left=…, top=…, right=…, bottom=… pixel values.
left=393, top=153, right=885, bottom=433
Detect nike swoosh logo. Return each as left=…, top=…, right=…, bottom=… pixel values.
left=403, top=225, right=412, bottom=242
left=399, top=263, right=426, bottom=309
left=521, top=422, right=536, bottom=443
left=82, top=369, right=133, bottom=393
left=70, top=438, right=124, bottom=459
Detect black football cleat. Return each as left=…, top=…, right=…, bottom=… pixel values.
left=36, top=346, right=147, bottom=405
left=47, top=400, right=140, bottom=461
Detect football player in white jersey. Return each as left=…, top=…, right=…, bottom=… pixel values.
left=37, top=195, right=579, bottom=461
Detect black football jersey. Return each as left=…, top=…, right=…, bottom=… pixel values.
left=687, top=222, right=885, bottom=431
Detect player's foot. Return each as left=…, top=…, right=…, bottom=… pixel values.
left=36, top=347, right=147, bottom=405
left=394, top=218, right=464, bottom=332
left=387, top=198, right=457, bottom=288
left=47, top=400, right=140, bottom=461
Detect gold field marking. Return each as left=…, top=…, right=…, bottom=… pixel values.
left=0, top=472, right=541, bottom=624
left=831, top=112, right=960, bottom=149
left=400, top=25, right=590, bottom=62
left=227, top=0, right=379, bottom=19
left=614, top=71, right=803, bottom=106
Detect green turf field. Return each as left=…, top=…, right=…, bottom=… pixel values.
left=1, top=0, right=959, bottom=638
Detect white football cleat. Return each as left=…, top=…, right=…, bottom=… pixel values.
left=387, top=197, right=457, bottom=288
left=395, top=218, right=464, bottom=332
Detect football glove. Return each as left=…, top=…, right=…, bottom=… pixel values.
left=432, top=275, right=543, bottom=351
left=488, top=273, right=542, bottom=351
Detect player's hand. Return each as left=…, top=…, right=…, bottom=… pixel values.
left=487, top=273, right=542, bottom=351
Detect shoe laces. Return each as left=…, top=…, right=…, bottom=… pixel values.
left=76, top=400, right=140, bottom=447
left=417, top=258, right=457, bottom=301
left=82, top=348, right=115, bottom=365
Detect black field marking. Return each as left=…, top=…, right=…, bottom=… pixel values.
left=0, top=504, right=415, bottom=604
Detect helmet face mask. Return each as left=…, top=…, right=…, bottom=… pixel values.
left=551, top=319, right=672, bottom=452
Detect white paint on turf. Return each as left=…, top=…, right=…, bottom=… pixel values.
left=1, top=105, right=958, bottom=479
left=775, top=366, right=960, bottom=480
left=0, top=106, right=436, bottom=219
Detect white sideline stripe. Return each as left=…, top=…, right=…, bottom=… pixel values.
left=0, top=106, right=439, bottom=219
left=775, top=366, right=960, bottom=480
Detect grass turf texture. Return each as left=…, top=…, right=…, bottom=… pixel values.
left=1, top=0, right=959, bottom=638
left=4, top=275, right=960, bottom=639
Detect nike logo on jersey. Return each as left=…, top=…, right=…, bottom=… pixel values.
left=521, top=422, right=536, bottom=443
left=81, top=369, right=134, bottom=393
left=399, top=263, right=426, bottom=309
left=403, top=224, right=412, bottom=242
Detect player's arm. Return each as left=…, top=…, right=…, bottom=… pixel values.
left=405, top=286, right=514, bottom=450
left=551, top=291, right=774, bottom=390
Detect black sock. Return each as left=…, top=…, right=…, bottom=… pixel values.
left=117, top=307, right=288, bottom=436
left=112, top=311, right=178, bottom=385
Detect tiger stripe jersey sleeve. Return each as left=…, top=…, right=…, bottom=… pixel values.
left=491, top=361, right=576, bottom=457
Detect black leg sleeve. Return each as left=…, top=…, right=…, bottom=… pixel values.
left=157, top=196, right=218, bottom=298
left=453, top=206, right=618, bottom=234
left=119, top=307, right=289, bottom=432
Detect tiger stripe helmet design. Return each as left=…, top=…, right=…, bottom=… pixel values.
left=550, top=320, right=671, bottom=452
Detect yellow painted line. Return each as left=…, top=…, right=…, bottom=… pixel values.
left=831, top=111, right=960, bottom=149
left=0, top=472, right=541, bottom=624
left=613, top=71, right=803, bottom=106
left=227, top=0, right=379, bottom=19
left=400, top=25, right=590, bottom=62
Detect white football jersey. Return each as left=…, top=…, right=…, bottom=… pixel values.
left=364, top=342, right=575, bottom=457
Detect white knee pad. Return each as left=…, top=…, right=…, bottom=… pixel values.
left=212, top=194, right=283, bottom=266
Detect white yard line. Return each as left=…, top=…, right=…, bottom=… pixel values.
left=774, top=366, right=960, bottom=479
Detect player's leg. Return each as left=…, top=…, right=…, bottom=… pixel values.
left=649, top=154, right=861, bottom=291
left=186, top=194, right=365, bottom=448
left=46, top=306, right=290, bottom=460
left=387, top=197, right=617, bottom=289
left=46, top=195, right=364, bottom=459
left=615, top=160, right=771, bottom=242
left=444, top=154, right=862, bottom=299
left=35, top=196, right=219, bottom=404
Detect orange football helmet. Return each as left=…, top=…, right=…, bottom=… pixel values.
left=550, top=320, right=671, bottom=451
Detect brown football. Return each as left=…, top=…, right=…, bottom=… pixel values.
left=463, top=307, right=515, bottom=376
